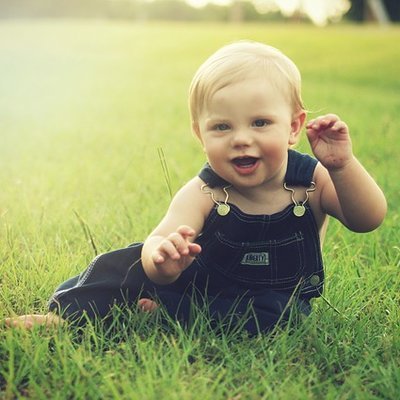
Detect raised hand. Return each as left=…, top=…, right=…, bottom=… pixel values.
left=150, top=225, right=202, bottom=282
left=306, top=114, right=353, bottom=171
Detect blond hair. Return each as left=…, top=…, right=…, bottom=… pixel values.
left=189, top=41, right=304, bottom=124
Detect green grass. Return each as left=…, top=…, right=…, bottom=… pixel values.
left=0, top=20, right=399, bottom=399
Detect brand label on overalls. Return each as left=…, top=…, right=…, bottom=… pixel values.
left=241, top=252, right=270, bottom=266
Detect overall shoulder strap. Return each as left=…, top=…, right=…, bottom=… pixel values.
left=198, top=163, right=230, bottom=188
left=285, top=149, right=318, bottom=187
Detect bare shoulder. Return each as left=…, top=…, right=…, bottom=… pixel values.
left=170, top=176, right=214, bottom=215
left=150, top=176, right=214, bottom=238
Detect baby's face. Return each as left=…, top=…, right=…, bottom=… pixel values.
left=194, top=77, right=302, bottom=189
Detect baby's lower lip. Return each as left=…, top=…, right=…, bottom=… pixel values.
left=232, top=157, right=260, bottom=175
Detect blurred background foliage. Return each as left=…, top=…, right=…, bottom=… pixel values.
left=0, top=0, right=399, bottom=24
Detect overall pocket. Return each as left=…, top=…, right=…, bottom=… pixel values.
left=198, top=231, right=306, bottom=288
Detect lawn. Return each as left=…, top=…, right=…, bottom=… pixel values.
left=0, top=20, right=399, bottom=399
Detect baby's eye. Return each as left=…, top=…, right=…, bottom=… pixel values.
left=214, top=123, right=230, bottom=131
left=252, top=119, right=270, bottom=128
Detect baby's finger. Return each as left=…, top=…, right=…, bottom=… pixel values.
left=152, top=250, right=165, bottom=265
left=307, top=114, right=340, bottom=130
left=312, top=119, right=331, bottom=130
left=176, top=225, right=196, bottom=239
left=168, top=232, right=191, bottom=256
left=306, top=119, right=315, bottom=128
left=188, top=242, right=202, bottom=257
left=323, top=113, right=340, bottom=122
left=155, top=240, right=181, bottom=262
left=331, top=120, right=348, bottom=133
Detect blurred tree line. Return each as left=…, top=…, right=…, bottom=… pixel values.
left=0, top=0, right=399, bottom=22
left=0, top=0, right=279, bottom=22
left=348, top=0, right=399, bottom=21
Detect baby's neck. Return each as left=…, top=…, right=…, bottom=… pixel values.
left=227, top=184, right=292, bottom=215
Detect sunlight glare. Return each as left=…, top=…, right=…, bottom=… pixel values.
left=186, top=0, right=231, bottom=8
left=273, top=0, right=350, bottom=25
left=185, top=0, right=351, bottom=26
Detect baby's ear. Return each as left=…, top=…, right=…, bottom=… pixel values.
left=289, top=111, right=306, bottom=145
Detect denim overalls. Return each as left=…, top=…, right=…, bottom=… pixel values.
left=49, top=150, right=323, bottom=334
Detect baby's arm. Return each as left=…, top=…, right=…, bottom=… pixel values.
left=141, top=177, right=210, bottom=284
left=306, top=114, right=387, bottom=232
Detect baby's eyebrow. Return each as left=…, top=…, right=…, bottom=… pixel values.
left=205, top=117, right=230, bottom=124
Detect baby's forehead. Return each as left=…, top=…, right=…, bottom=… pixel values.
left=197, top=75, right=294, bottom=121
left=205, top=72, right=291, bottom=104
left=209, top=58, right=291, bottom=88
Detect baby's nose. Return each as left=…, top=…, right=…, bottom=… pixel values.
left=231, top=130, right=253, bottom=147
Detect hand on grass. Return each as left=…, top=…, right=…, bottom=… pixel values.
left=306, top=114, right=353, bottom=171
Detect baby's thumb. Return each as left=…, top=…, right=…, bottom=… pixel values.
left=188, top=242, right=202, bottom=257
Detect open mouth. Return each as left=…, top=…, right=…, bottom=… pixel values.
left=232, top=156, right=259, bottom=174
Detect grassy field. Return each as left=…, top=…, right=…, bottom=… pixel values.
left=0, top=20, right=399, bottom=399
